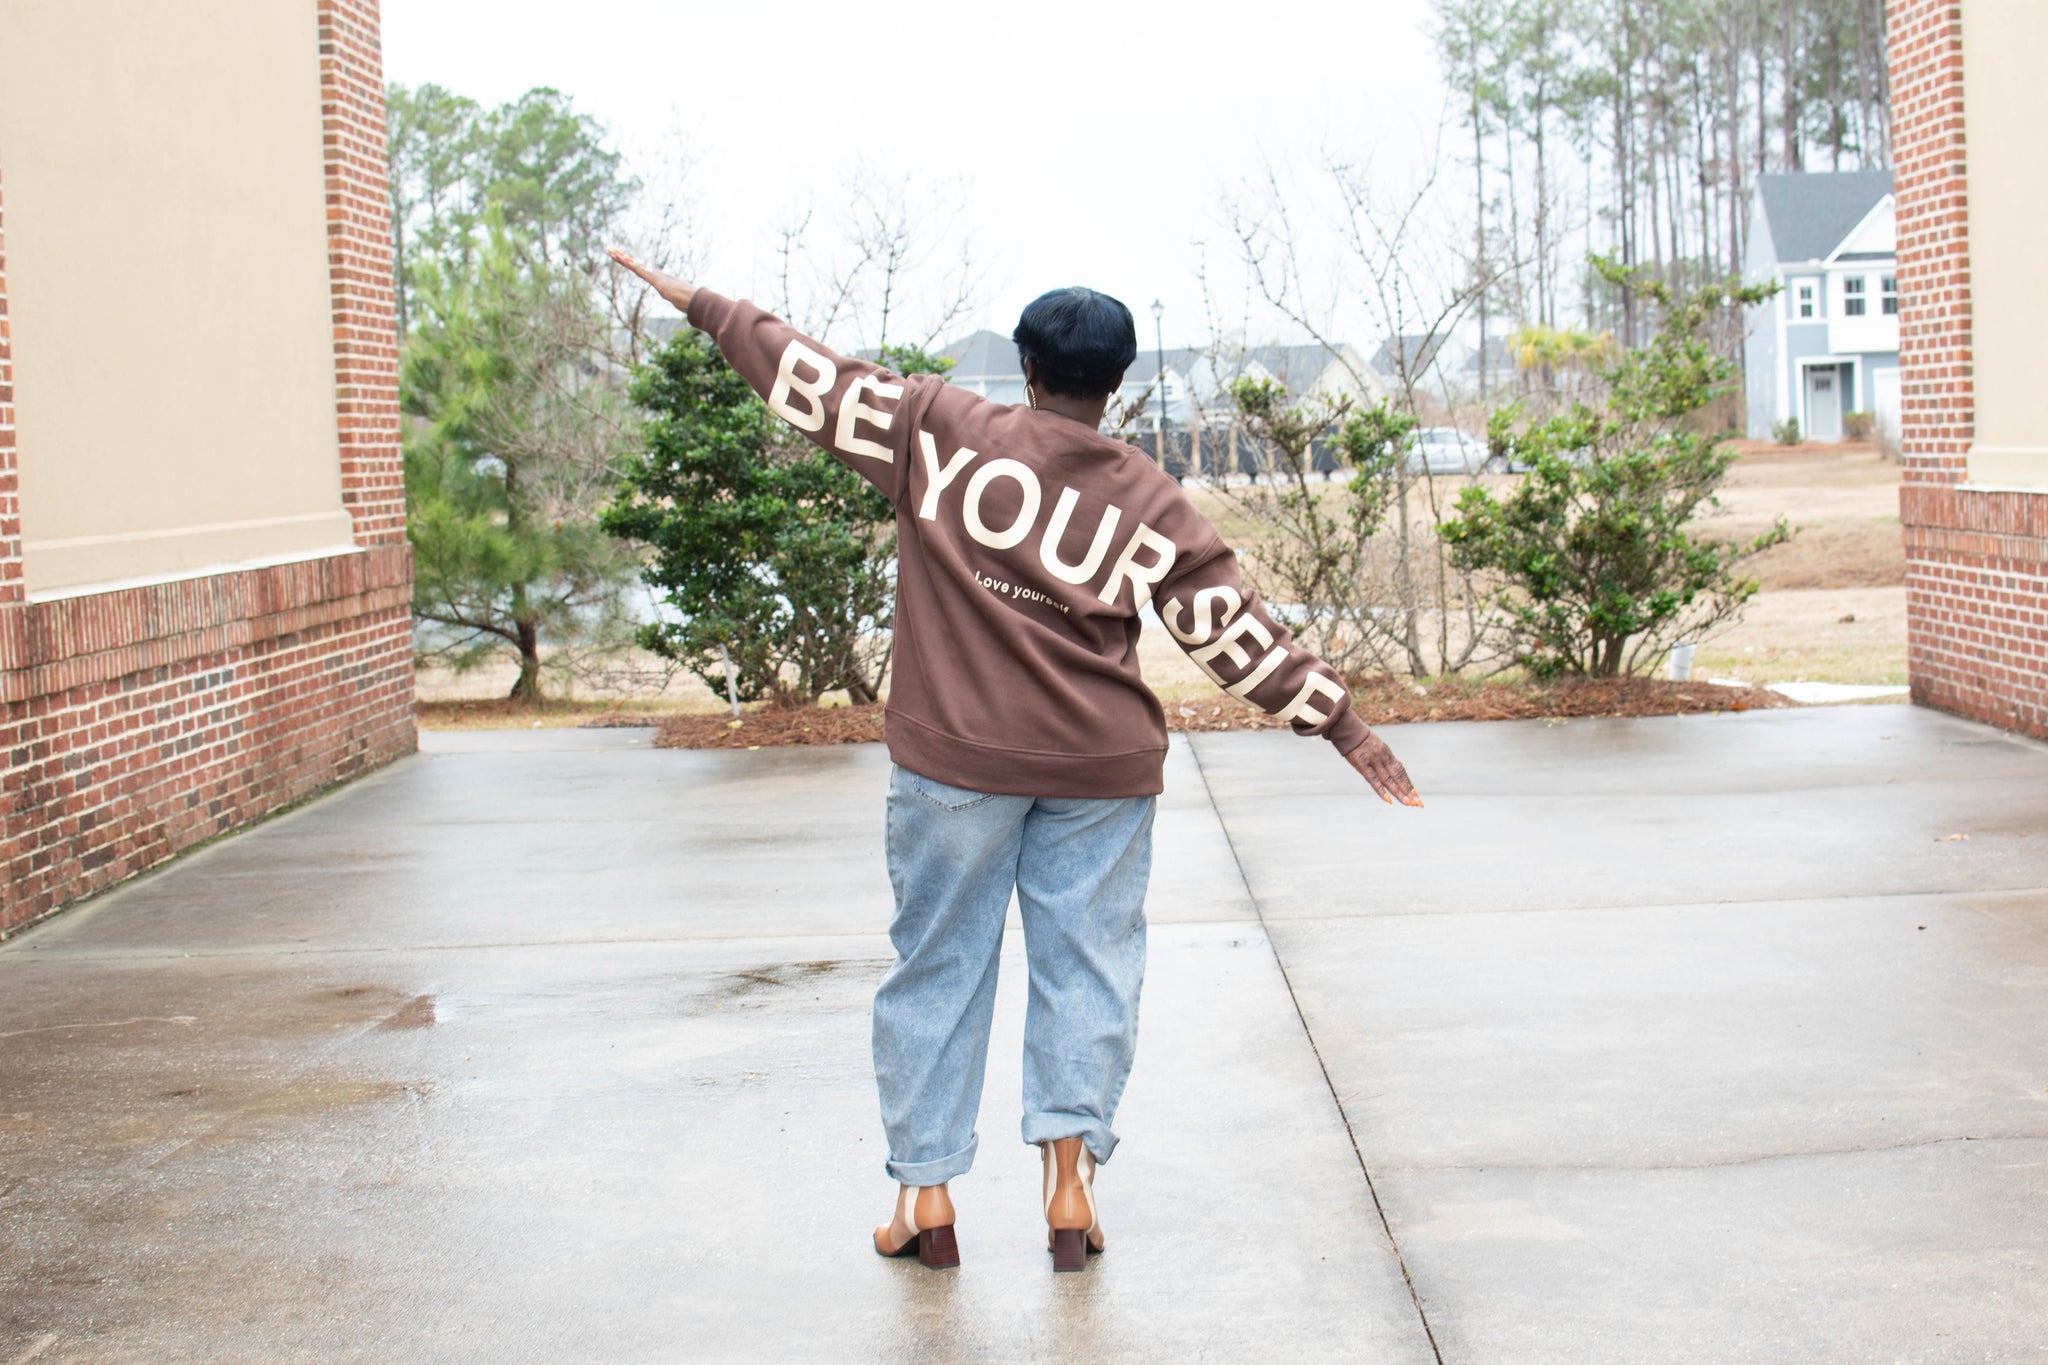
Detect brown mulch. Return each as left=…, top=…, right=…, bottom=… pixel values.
left=647, top=677, right=1789, bottom=750
left=1175, top=675, right=1790, bottom=731
left=653, top=705, right=888, bottom=749
left=418, top=698, right=680, bottom=731
left=578, top=711, right=682, bottom=728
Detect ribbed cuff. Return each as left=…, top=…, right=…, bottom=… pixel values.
left=886, top=1134, right=978, bottom=1186
left=684, top=285, right=733, bottom=333
left=1326, top=705, right=1371, bottom=757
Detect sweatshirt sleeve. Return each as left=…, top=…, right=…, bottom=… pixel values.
left=1154, top=533, right=1372, bottom=756
left=685, top=288, right=918, bottom=504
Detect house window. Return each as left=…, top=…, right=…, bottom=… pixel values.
left=1843, top=277, right=1867, bottom=317
left=1881, top=274, right=1899, bottom=316
left=1796, top=281, right=1816, bottom=319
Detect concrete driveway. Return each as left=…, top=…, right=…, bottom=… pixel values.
left=2, top=706, right=2045, bottom=1363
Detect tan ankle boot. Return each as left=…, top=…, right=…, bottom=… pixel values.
left=873, top=1182, right=960, bottom=1269
left=1040, top=1138, right=1104, bottom=1272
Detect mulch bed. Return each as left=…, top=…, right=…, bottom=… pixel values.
left=654, top=706, right=889, bottom=749
left=646, top=676, right=1789, bottom=750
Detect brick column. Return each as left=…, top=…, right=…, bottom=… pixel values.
left=1890, top=0, right=2048, bottom=739
left=318, top=0, right=407, bottom=547
left=1889, top=0, right=1972, bottom=485
left=0, top=168, right=20, bottom=609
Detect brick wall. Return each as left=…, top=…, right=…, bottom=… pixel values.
left=1890, top=0, right=2048, bottom=740
left=0, top=0, right=416, bottom=935
left=322, top=0, right=408, bottom=548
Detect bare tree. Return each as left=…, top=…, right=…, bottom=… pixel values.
left=598, top=127, right=704, bottom=372
left=1221, top=140, right=1507, bottom=678
left=1204, top=380, right=1411, bottom=678
left=767, top=170, right=980, bottom=355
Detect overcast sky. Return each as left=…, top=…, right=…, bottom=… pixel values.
left=384, top=0, right=1452, bottom=350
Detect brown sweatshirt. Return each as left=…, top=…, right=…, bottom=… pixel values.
left=685, top=289, right=1371, bottom=797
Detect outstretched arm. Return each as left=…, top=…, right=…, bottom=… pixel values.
left=609, top=249, right=916, bottom=504
left=610, top=249, right=695, bottom=312
left=1157, top=537, right=1422, bottom=808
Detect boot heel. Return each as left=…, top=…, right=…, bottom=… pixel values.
left=918, top=1224, right=961, bottom=1270
left=1050, top=1227, right=1086, bottom=1273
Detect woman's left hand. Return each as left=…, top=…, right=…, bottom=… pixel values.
left=1345, top=731, right=1423, bottom=808
left=608, top=248, right=695, bottom=312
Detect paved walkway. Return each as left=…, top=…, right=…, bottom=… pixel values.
left=3, top=706, right=2046, bottom=1363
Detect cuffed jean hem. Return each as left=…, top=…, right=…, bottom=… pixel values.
left=886, top=1134, right=979, bottom=1186
left=1021, top=1114, right=1118, bottom=1167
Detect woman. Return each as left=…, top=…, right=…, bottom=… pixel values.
left=609, top=249, right=1421, bottom=1273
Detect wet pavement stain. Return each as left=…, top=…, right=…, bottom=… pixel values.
left=376, top=995, right=437, bottom=1030
left=719, top=959, right=849, bottom=994
left=679, top=958, right=884, bottom=1016
left=715, top=965, right=812, bottom=1003
left=165, top=1076, right=431, bottom=1155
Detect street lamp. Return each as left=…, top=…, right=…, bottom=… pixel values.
left=1149, top=299, right=1166, bottom=469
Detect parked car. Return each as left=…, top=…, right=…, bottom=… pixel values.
left=1403, top=426, right=1489, bottom=475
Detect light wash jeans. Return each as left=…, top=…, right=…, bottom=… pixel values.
left=872, top=764, right=1155, bottom=1185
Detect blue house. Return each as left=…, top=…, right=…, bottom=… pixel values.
left=1743, top=170, right=1899, bottom=442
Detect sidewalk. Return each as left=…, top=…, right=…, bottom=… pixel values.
left=2, top=707, right=2044, bottom=1363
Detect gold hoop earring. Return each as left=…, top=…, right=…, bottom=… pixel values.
left=1026, top=383, right=1038, bottom=411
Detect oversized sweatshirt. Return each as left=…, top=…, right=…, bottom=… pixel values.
left=685, top=289, right=1372, bottom=798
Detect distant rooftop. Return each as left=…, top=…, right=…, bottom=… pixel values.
left=1755, top=170, right=1893, bottom=263
left=1368, top=333, right=1449, bottom=380
left=937, top=329, right=1017, bottom=380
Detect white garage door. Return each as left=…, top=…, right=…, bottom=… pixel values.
left=1873, top=367, right=1902, bottom=444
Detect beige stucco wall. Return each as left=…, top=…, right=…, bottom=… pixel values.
left=1961, top=0, right=2048, bottom=490
left=0, top=0, right=355, bottom=596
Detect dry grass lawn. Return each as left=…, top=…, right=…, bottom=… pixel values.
left=1694, top=586, right=1907, bottom=686
left=1709, top=442, right=1904, bottom=591
left=1696, top=443, right=1905, bottom=684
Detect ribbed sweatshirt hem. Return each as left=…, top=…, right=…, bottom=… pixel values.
left=885, top=708, right=1168, bottom=799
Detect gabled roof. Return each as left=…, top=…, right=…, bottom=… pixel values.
left=1829, top=193, right=1896, bottom=261
left=1231, top=344, right=1346, bottom=390
left=1368, top=334, right=1448, bottom=379
left=1464, top=335, right=1514, bottom=374
left=941, top=329, right=1022, bottom=380
left=1124, top=346, right=1206, bottom=387
left=1754, top=170, right=1894, bottom=263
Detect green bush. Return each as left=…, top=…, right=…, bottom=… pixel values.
left=1772, top=415, right=1801, bottom=445
left=1439, top=261, right=1792, bottom=678
left=603, top=334, right=936, bottom=706
left=1843, top=410, right=1876, bottom=441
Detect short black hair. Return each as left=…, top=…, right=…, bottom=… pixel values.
left=1013, top=287, right=1137, bottom=398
